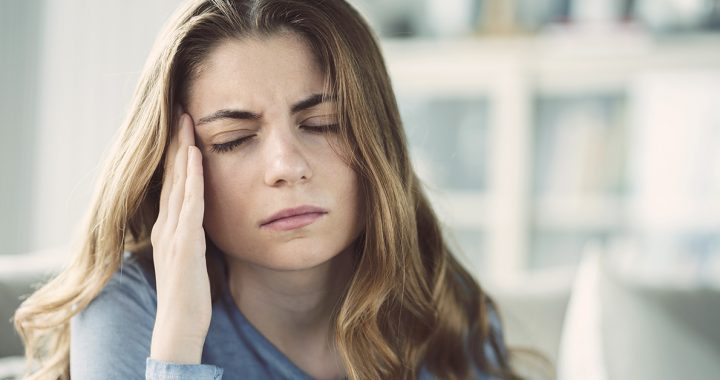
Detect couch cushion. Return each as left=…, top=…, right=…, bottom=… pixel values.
left=0, top=250, right=66, bottom=358
left=0, top=355, right=24, bottom=380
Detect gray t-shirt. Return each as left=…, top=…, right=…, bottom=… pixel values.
left=70, top=252, right=505, bottom=379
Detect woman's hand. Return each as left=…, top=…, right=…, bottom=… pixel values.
left=149, top=111, right=211, bottom=364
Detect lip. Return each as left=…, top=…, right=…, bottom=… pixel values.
left=259, top=205, right=328, bottom=231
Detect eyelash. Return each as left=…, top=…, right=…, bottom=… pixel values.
left=209, top=124, right=339, bottom=154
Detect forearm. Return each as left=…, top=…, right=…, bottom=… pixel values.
left=150, top=318, right=207, bottom=364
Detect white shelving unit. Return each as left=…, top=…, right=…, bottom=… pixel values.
left=381, top=31, right=720, bottom=288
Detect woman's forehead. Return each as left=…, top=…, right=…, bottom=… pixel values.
left=187, top=33, right=326, bottom=114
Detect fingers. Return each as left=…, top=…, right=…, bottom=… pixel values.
left=154, top=108, right=203, bottom=246
left=177, top=146, right=205, bottom=235
left=166, top=114, right=197, bottom=232
left=149, top=111, right=211, bottom=354
left=157, top=109, right=184, bottom=227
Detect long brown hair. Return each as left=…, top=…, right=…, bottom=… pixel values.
left=14, top=1, right=522, bottom=379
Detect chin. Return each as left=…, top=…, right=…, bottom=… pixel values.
left=228, top=240, right=349, bottom=272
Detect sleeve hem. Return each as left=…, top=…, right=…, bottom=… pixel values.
left=145, top=357, right=223, bottom=380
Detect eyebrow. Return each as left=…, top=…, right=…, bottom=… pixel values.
left=195, top=93, right=336, bottom=127
left=196, top=110, right=259, bottom=126
left=291, top=93, right=335, bottom=113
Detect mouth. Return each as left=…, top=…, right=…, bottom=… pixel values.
left=259, top=205, right=328, bottom=231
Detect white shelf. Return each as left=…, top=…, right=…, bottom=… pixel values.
left=533, top=194, right=625, bottom=230
left=629, top=199, right=720, bottom=232
left=382, top=33, right=720, bottom=279
left=384, top=33, right=720, bottom=95
left=426, top=191, right=493, bottom=229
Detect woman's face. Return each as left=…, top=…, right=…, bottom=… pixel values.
left=185, top=32, right=362, bottom=271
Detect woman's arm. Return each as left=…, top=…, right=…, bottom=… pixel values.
left=70, top=111, right=220, bottom=379
left=149, top=111, right=212, bottom=364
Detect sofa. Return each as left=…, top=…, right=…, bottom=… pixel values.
left=0, top=249, right=66, bottom=379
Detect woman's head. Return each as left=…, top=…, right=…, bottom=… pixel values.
left=187, top=32, right=362, bottom=271
left=164, top=0, right=413, bottom=273
left=14, top=1, right=522, bottom=379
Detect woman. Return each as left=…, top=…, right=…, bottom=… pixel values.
left=14, top=0, right=521, bottom=379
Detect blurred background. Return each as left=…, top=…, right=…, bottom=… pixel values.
left=1, top=0, right=720, bottom=379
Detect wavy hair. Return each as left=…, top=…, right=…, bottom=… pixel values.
left=14, top=0, right=523, bottom=379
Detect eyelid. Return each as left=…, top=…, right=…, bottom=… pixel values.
left=301, top=114, right=338, bottom=125
left=210, top=134, right=255, bottom=153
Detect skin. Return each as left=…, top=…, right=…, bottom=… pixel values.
left=150, top=31, right=362, bottom=380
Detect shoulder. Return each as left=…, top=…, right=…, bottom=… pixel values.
left=69, top=252, right=157, bottom=379
left=72, top=251, right=157, bottom=330
left=82, top=252, right=157, bottom=315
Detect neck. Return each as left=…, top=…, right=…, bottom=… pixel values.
left=225, top=248, right=354, bottom=351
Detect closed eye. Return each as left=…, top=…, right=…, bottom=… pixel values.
left=300, top=124, right=339, bottom=133
left=210, top=135, right=255, bottom=153
left=209, top=123, right=338, bottom=154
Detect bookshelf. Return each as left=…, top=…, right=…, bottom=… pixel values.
left=381, top=31, right=720, bottom=287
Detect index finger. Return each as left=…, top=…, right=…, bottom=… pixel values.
left=177, top=145, right=205, bottom=234
left=157, top=108, right=185, bottom=225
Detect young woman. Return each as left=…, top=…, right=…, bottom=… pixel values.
left=14, top=0, right=522, bottom=379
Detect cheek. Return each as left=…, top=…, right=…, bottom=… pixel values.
left=329, top=162, right=363, bottom=230
left=323, top=148, right=359, bottom=198
left=348, top=175, right=363, bottom=227
left=203, top=158, right=254, bottom=227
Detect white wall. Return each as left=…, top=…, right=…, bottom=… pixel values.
left=24, top=0, right=180, bottom=254
left=0, top=0, right=43, bottom=255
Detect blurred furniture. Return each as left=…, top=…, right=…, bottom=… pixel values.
left=599, top=259, right=720, bottom=379
left=557, top=247, right=608, bottom=379
left=0, top=249, right=66, bottom=379
left=557, top=246, right=720, bottom=380
left=383, top=33, right=720, bottom=287
left=491, top=269, right=572, bottom=372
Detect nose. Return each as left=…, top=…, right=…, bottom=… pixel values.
left=263, top=127, right=312, bottom=187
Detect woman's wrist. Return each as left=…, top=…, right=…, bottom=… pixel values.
left=150, top=323, right=207, bottom=364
